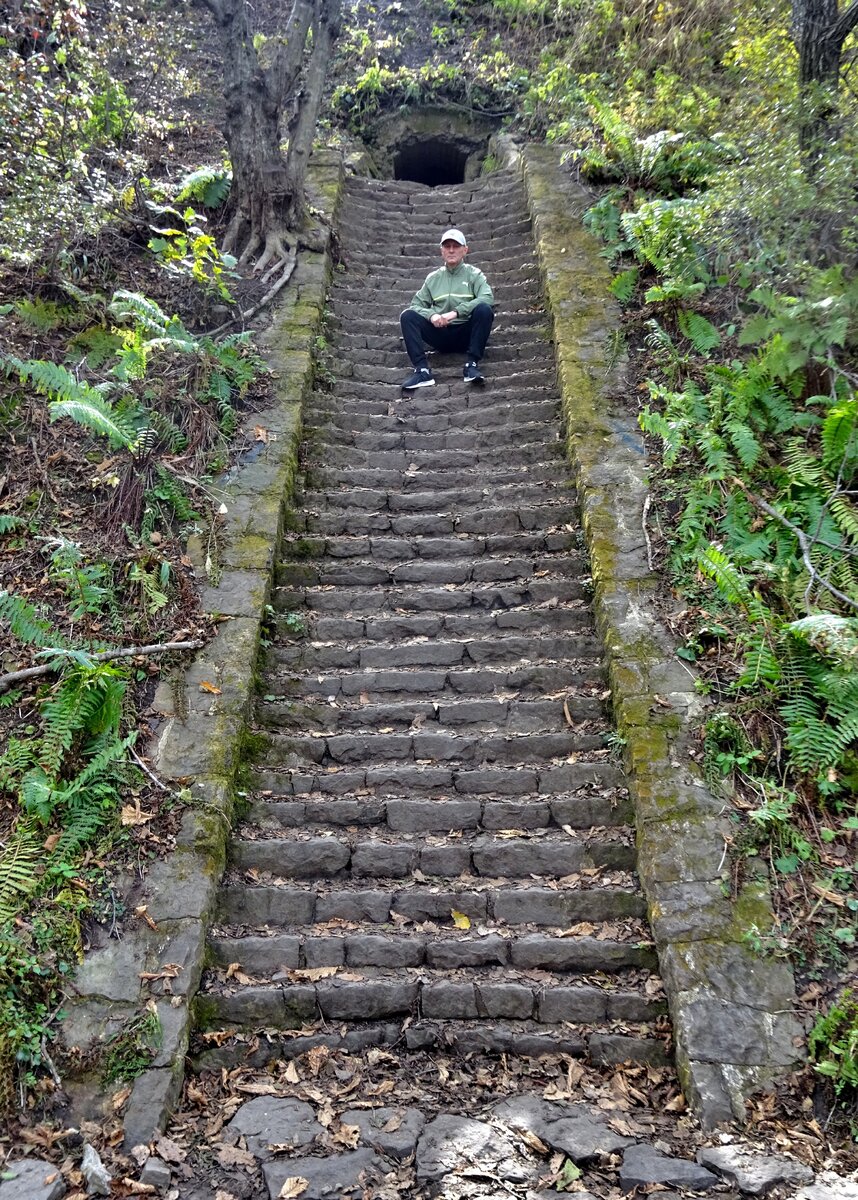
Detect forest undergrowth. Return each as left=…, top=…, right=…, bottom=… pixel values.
left=0, top=0, right=856, bottom=1154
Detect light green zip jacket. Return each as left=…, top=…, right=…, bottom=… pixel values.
left=409, top=262, right=494, bottom=324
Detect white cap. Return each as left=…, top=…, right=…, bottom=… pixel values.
left=440, top=228, right=467, bottom=246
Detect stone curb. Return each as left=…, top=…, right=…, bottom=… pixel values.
left=57, top=151, right=345, bottom=1149
left=511, top=138, right=803, bottom=1127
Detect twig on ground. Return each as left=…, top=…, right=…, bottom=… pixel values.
left=209, top=247, right=298, bottom=336
left=0, top=639, right=205, bottom=692
left=642, top=494, right=654, bottom=571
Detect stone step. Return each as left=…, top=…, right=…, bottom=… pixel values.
left=267, top=604, right=592, bottom=647
left=304, top=377, right=556, bottom=409
left=242, top=783, right=632, bottom=832
left=267, top=628, right=596, bottom=672
left=215, top=879, right=646, bottom=929
left=256, top=726, right=608, bottom=770
left=295, top=479, right=575, bottom=518
left=302, top=443, right=563, bottom=475
left=189, top=1019, right=668, bottom=1073
left=255, top=692, right=605, bottom=733
left=208, top=928, right=656, bottom=974
left=304, top=397, right=560, bottom=434
left=303, top=419, right=559, bottom=452
left=279, top=529, right=575, bottom=563
left=228, top=829, right=636, bottom=881
left=250, top=757, right=617, bottom=798
left=267, top=663, right=605, bottom=703
left=303, top=458, right=568, bottom=493
left=194, top=968, right=663, bottom=1034
left=273, top=577, right=590, bottom=616
left=297, top=500, right=577, bottom=537
left=274, top=551, right=587, bottom=590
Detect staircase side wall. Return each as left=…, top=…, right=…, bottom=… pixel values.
left=514, top=140, right=802, bottom=1128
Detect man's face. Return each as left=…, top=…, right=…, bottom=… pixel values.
left=440, top=238, right=468, bottom=268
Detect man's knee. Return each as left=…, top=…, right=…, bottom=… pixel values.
left=400, top=308, right=423, bottom=332
left=473, top=303, right=493, bottom=319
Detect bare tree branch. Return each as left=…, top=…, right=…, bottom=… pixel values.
left=733, top=479, right=858, bottom=612
left=0, top=640, right=205, bottom=693
left=833, top=0, right=858, bottom=43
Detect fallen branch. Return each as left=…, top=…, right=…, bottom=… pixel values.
left=734, top=478, right=858, bottom=612
left=0, top=639, right=205, bottom=693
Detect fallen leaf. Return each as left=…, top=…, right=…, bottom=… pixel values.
left=225, top=962, right=242, bottom=979
left=154, top=1136, right=186, bottom=1164
left=121, top=804, right=154, bottom=827
left=134, top=905, right=158, bottom=931
left=451, top=909, right=471, bottom=930
left=290, top=966, right=339, bottom=981
left=519, top=1129, right=550, bottom=1154
left=216, top=1145, right=257, bottom=1168
left=215, top=1192, right=237, bottom=1200
left=199, top=680, right=223, bottom=695
left=122, top=1181, right=156, bottom=1194
left=307, top=1045, right=329, bottom=1076
left=43, top=833, right=61, bottom=852
left=112, top=1086, right=133, bottom=1111
left=278, top=1178, right=309, bottom=1199
left=331, top=1122, right=361, bottom=1149
left=254, top=425, right=273, bottom=443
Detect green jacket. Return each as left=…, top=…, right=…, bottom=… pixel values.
left=409, top=262, right=494, bottom=324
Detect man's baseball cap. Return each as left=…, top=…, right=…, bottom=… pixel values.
left=440, top=228, right=467, bottom=245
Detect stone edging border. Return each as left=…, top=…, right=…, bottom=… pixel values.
left=58, top=151, right=345, bottom=1150
left=510, top=139, right=803, bottom=1128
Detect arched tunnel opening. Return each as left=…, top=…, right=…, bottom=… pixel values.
left=393, top=138, right=469, bottom=186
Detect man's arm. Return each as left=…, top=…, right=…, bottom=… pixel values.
left=452, top=269, right=494, bottom=320
left=409, top=274, right=438, bottom=320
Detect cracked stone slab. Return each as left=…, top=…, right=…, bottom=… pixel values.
left=0, top=1160, right=66, bottom=1200
left=340, top=1105, right=425, bottom=1160
left=416, top=1115, right=532, bottom=1184
left=492, top=1096, right=634, bottom=1161
left=228, top=1097, right=323, bottom=1160
left=697, top=1144, right=814, bottom=1194
left=262, top=1149, right=381, bottom=1199
left=620, top=1144, right=719, bottom=1192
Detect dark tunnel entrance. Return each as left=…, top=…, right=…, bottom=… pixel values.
left=393, top=138, right=469, bottom=186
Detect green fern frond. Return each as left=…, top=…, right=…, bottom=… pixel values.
left=821, top=397, right=858, bottom=476
left=678, top=309, right=720, bottom=353
left=49, top=395, right=138, bottom=450
left=0, top=516, right=24, bottom=535
left=0, top=590, right=67, bottom=650
left=725, top=418, right=761, bottom=470
left=0, top=825, right=41, bottom=922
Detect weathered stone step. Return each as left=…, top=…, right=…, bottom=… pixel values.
left=298, top=500, right=577, bottom=537
left=273, top=663, right=604, bottom=703
left=255, top=692, right=604, bottom=733
left=303, top=440, right=564, bottom=473
left=279, top=529, right=574, bottom=564
left=208, top=928, right=655, bottom=974
left=268, top=604, right=591, bottom=648
left=296, top=479, right=575, bottom=517
left=275, top=550, right=586, bottom=590
left=256, top=726, right=607, bottom=770
left=251, top=757, right=617, bottom=799
left=268, top=628, right=596, bottom=673
left=329, top=356, right=551, bottom=386
left=303, top=419, right=558, bottom=453
left=273, top=577, right=589, bottom=616
left=216, top=878, right=646, bottom=929
left=305, top=398, right=560, bottom=434
left=195, top=969, right=662, bottom=1034
left=229, top=828, right=635, bottom=880
left=188, top=1019, right=667, bottom=1073
left=304, top=377, right=555, bottom=410
left=243, top=783, right=632, bottom=832
left=304, top=457, right=567, bottom=493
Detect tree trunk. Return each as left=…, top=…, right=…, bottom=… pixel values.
left=196, top=0, right=328, bottom=276
left=792, top=0, right=858, bottom=165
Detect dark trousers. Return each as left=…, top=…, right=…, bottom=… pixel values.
left=400, top=303, right=494, bottom=369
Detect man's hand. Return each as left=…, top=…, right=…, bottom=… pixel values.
left=430, top=311, right=458, bottom=328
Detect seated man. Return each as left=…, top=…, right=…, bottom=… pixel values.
left=399, top=228, right=494, bottom=389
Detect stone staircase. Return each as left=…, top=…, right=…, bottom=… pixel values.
left=191, top=170, right=671, bottom=1070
